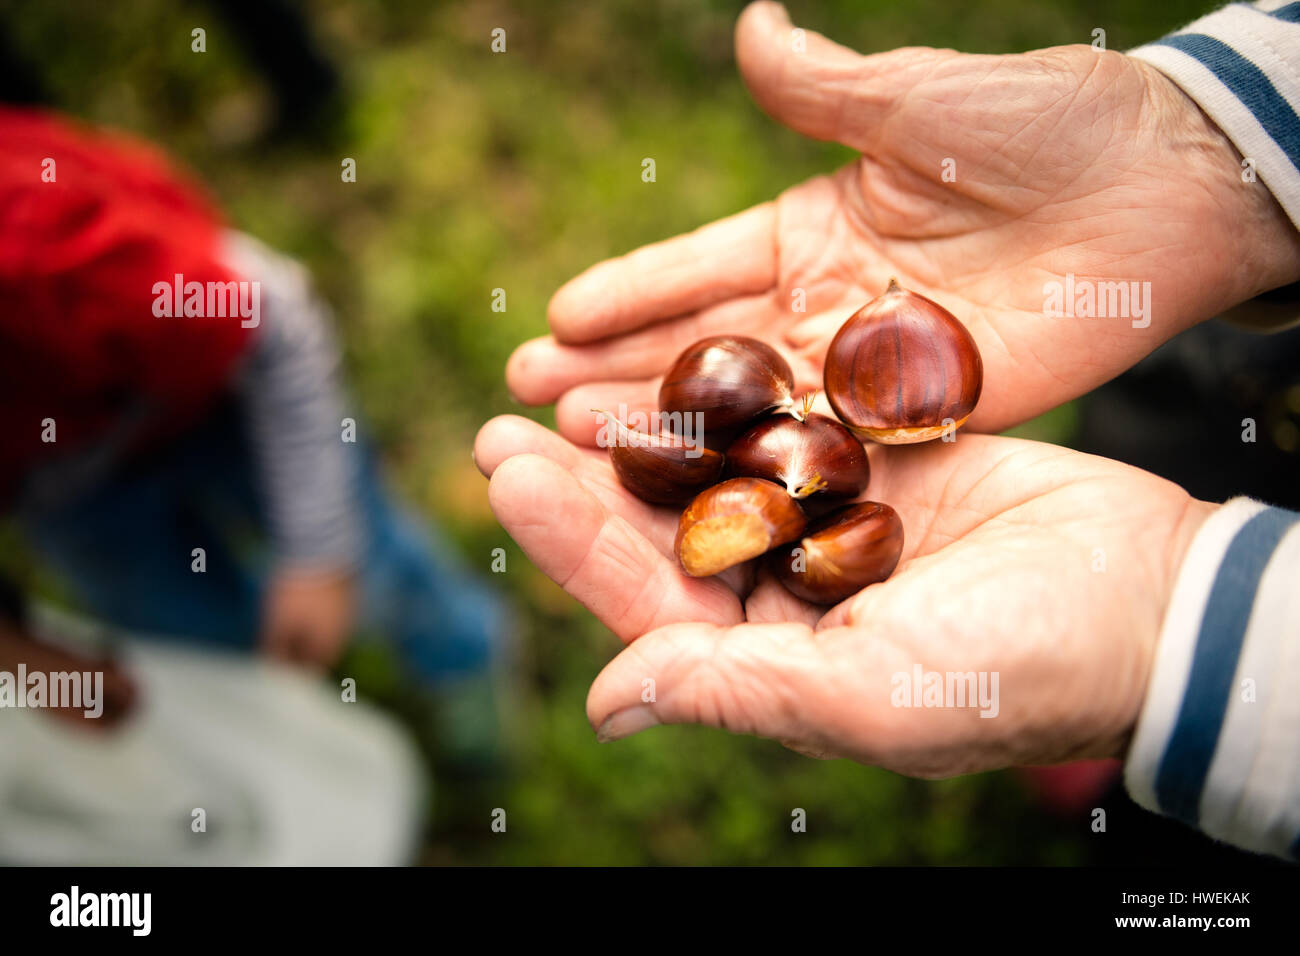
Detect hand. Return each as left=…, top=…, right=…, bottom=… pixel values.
left=260, top=567, right=356, bottom=670
left=507, top=1, right=1300, bottom=436
left=0, top=622, right=137, bottom=731
left=475, top=415, right=1213, bottom=775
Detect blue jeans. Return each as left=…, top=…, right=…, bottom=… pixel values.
left=17, top=403, right=505, bottom=685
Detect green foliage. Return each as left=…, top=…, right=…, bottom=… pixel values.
left=4, top=0, right=1193, bottom=863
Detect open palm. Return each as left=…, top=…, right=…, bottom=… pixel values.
left=508, top=1, right=1299, bottom=438
left=476, top=414, right=1211, bottom=774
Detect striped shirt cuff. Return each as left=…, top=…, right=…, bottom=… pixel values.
left=1124, top=497, right=1300, bottom=858
left=1128, top=1, right=1300, bottom=233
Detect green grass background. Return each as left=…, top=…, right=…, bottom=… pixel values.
left=5, top=0, right=1216, bottom=864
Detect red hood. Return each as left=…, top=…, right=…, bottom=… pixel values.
left=0, top=107, right=255, bottom=507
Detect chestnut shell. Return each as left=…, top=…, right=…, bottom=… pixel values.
left=824, top=280, right=982, bottom=443
left=768, top=501, right=903, bottom=605
left=725, top=412, right=869, bottom=501
left=659, top=335, right=795, bottom=438
left=598, top=411, right=724, bottom=505
left=675, top=477, right=806, bottom=578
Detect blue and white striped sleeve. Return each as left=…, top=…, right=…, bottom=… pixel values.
left=1125, top=498, right=1300, bottom=858
left=222, top=231, right=364, bottom=571
left=1128, top=1, right=1300, bottom=231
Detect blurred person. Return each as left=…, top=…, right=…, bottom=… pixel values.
left=480, top=0, right=1300, bottom=859
left=0, top=106, right=508, bottom=766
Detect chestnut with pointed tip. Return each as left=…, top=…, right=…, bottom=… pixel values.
left=659, top=335, right=797, bottom=439
left=768, top=501, right=904, bottom=605
left=675, top=477, right=806, bottom=577
left=725, top=403, right=869, bottom=502
left=824, top=279, right=983, bottom=444
left=596, top=410, right=724, bottom=505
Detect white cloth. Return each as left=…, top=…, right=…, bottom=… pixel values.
left=0, top=607, right=425, bottom=865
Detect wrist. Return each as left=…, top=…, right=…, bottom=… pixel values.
left=1128, top=61, right=1300, bottom=305
left=1122, top=498, right=1300, bottom=855
left=1125, top=497, right=1257, bottom=768
left=1107, top=497, right=1219, bottom=761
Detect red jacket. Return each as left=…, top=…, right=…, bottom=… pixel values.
left=0, top=107, right=254, bottom=506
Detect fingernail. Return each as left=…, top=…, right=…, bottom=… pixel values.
left=595, top=704, right=661, bottom=743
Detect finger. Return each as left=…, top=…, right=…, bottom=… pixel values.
left=587, top=620, right=844, bottom=750
left=478, top=416, right=686, bottom=556
left=547, top=203, right=777, bottom=344
left=816, top=596, right=857, bottom=631
left=554, top=382, right=831, bottom=463
left=475, top=414, right=593, bottom=477
left=735, top=1, right=946, bottom=153
left=744, top=568, right=824, bottom=629
left=488, top=455, right=742, bottom=641
left=554, top=380, right=659, bottom=447
left=506, top=293, right=792, bottom=406
left=785, top=296, right=872, bottom=351
left=479, top=422, right=814, bottom=597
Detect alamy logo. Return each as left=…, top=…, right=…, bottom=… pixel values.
left=891, top=664, right=1000, bottom=718
left=0, top=665, right=103, bottom=718
left=593, top=405, right=706, bottom=458
left=1042, top=273, right=1151, bottom=329
left=50, top=886, right=151, bottom=936
left=152, top=273, right=260, bottom=328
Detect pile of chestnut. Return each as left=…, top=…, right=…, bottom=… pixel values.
left=598, top=279, right=983, bottom=606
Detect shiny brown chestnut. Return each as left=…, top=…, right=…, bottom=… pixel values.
left=675, top=477, right=806, bottom=578
left=824, top=279, right=983, bottom=444
left=768, top=501, right=903, bottom=605
left=659, top=335, right=797, bottom=439
left=595, top=410, right=724, bottom=505
left=725, top=405, right=869, bottom=502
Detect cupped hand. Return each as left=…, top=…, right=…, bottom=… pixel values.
left=475, top=414, right=1213, bottom=776
left=508, top=1, right=1300, bottom=438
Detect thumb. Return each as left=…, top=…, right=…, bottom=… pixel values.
left=734, top=1, right=944, bottom=153
left=587, top=620, right=848, bottom=757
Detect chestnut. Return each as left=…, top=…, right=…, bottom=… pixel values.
left=675, top=477, right=806, bottom=577
left=659, top=335, right=797, bottom=439
left=725, top=407, right=869, bottom=501
left=595, top=410, right=724, bottom=505
left=824, top=279, right=983, bottom=444
left=768, top=501, right=903, bottom=605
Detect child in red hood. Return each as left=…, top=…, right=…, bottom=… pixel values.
left=0, top=108, right=506, bottom=736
